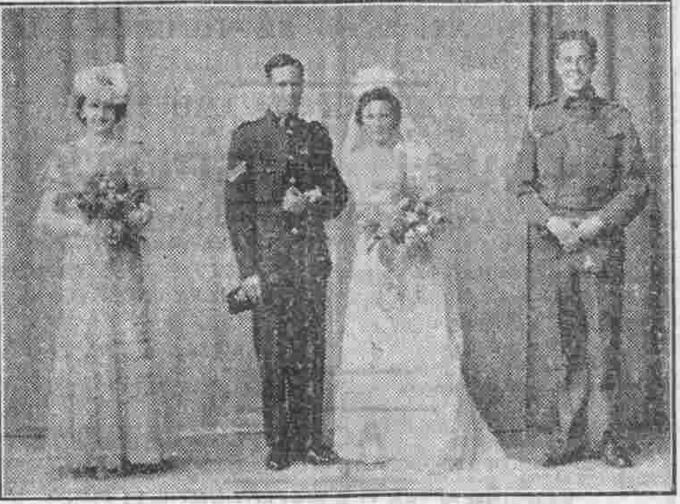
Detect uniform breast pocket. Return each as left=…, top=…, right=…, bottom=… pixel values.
left=254, top=158, right=280, bottom=203
left=536, top=130, right=565, bottom=178
left=598, top=132, right=623, bottom=167
left=309, top=240, right=332, bottom=279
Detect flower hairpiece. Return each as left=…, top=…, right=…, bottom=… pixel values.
left=74, top=63, right=129, bottom=104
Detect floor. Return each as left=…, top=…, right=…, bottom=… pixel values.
left=2, top=430, right=673, bottom=498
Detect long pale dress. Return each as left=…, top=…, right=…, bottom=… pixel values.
left=333, top=142, right=505, bottom=472
left=38, top=138, right=165, bottom=474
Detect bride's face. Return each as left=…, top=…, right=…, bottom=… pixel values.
left=362, top=100, right=394, bottom=146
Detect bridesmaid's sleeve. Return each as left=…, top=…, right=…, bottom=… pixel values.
left=35, top=146, right=81, bottom=235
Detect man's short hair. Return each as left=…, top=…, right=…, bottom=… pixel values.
left=264, top=53, right=304, bottom=79
left=554, top=29, right=598, bottom=60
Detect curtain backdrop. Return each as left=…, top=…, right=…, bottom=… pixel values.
left=3, top=5, right=670, bottom=446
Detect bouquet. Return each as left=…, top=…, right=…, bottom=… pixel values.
left=367, top=196, right=448, bottom=269
left=76, top=170, right=150, bottom=249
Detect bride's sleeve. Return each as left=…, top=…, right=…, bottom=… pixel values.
left=426, top=150, right=453, bottom=209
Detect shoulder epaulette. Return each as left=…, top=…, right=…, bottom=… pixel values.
left=308, top=120, right=329, bottom=136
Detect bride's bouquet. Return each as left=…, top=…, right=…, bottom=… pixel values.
left=367, top=195, right=448, bottom=269
left=76, top=170, right=150, bottom=249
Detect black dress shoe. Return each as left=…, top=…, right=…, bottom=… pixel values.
left=600, top=438, right=633, bottom=468
left=542, top=441, right=587, bottom=467
left=303, top=444, right=340, bottom=465
left=266, top=448, right=290, bottom=470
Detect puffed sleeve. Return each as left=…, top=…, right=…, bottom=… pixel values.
left=35, top=146, right=78, bottom=228
left=224, top=124, right=258, bottom=280
left=308, top=122, right=349, bottom=221
left=597, top=108, right=649, bottom=229
left=506, top=113, right=553, bottom=228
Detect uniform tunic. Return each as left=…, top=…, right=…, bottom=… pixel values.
left=508, top=85, right=648, bottom=450
left=224, top=110, right=348, bottom=455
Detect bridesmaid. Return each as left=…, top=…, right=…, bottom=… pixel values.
left=35, top=63, right=171, bottom=479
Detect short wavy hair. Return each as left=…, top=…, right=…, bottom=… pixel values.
left=354, top=87, right=402, bottom=131
left=554, top=29, right=598, bottom=60
left=264, top=53, right=304, bottom=79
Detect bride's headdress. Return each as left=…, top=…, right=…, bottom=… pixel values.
left=343, top=66, right=424, bottom=154
left=342, top=67, right=436, bottom=195
left=343, top=66, right=404, bottom=158
left=350, top=67, right=399, bottom=99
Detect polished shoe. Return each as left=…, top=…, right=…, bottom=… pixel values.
left=303, top=444, right=340, bottom=465
left=265, top=448, right=290, bottom=470
left=600, top=438, right=633, bottom=468
left=542, top=441, right=587, bottom=467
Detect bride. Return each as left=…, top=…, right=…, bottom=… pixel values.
left=333, top=69, right=507, bottom=472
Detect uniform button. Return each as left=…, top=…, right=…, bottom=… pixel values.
left=286, top=129, right=294, bottom=135
left=287, top=155, right=295, bottom=161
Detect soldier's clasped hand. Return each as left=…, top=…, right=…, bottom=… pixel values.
left=575, top=215, right=604, bottom=242
left=240, top=274, right=262, bottom=303
left=546, top=215, right=581, bottom=250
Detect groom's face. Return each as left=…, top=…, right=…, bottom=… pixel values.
left=268, top=64, right=304, bottom=117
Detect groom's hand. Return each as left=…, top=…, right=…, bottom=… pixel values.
left=283, top=186, right=307, bottom=215
left=240, top=274, right=262, bottom=303
left=303, top=186, right=323, bottom=204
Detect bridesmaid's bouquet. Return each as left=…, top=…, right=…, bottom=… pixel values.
left=368, top=196, right=448, bottom=269
left=76, top=170, right=150, bottom=248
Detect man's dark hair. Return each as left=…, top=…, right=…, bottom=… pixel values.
left=264, top=53, right=304, bottom=79
left=354, top=86, right=402, bottom=130
left=554, top=29, right=598, bottom=60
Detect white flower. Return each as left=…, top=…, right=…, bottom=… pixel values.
left=405, top=211, right=419, bottom=226
left=415, top=224, right=429, bottom=237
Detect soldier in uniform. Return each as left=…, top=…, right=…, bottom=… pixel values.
left=508, top=30, right=648, bottom=467
left=224, top=54, right=348, bottom=470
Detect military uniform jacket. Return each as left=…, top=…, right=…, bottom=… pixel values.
left=225, top=110, right=348, bottom=285
left=509, top=86, right=648, bottom=233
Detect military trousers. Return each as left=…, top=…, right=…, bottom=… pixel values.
left=526, top=224, right=625, bottom=451
left=251, top=237, right=330, bottom=456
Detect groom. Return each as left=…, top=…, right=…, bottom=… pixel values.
left=224, top=54, right=348, bottom=470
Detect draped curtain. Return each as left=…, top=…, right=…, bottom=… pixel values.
left=3, top=5, right=669, bottom=445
